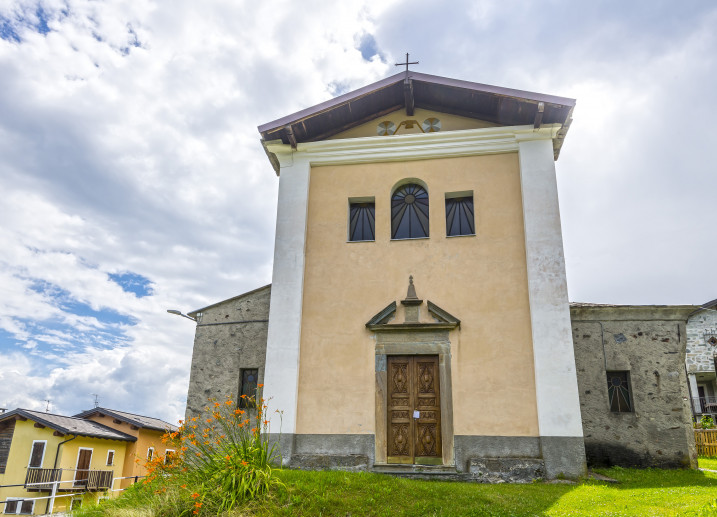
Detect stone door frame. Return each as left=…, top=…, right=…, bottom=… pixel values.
left=374, top=331, right=455, bottom=466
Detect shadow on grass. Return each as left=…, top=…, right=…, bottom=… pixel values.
left=593, top=466, right=717, bottom=488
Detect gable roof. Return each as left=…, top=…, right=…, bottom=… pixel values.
left=187, top=284, right=271, bottom=318
left=73, top=408, right=178, bottom=432
left=0, top=409, right=136, bottom=441
left=258, top=71, right=575, bottom=161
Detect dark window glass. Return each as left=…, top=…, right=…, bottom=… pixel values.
left=29, top=442, right=44, bottom=468
left=147, top=448, right=153, bottom=461
left=607, top=371, right=632, bottom=412
left=239, top=369, right=259, bottom=408
left=391, top=184, right=429, bottom=239
left=349, top=202, right=375, bottom=241
left=446, top=196, right=475, bottom=236
left=20, top=500, right=33, bottom=514
left=106, top=451, right=114, bottom=466
left=5, top=500, right=17, bottom=513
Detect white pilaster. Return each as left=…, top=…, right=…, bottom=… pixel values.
left=518, top=137, right=584, bottom=438
left=263, top=152, right=310, bottom=435
left=688, top=373, right=699, bottom=402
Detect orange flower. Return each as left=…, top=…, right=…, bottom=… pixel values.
left=258, top=383, right=264, bottom=388
left=206, top=418, right=213, bottom=423
left=241, top=460, right=248, bottom=466
left=214, top=402, right=220, bottom=408
left=225, top=400, right=232, bottom=405
left=191, top=492, right=200, bottom=499
left=225, top=455, right=231, bottom=461
left=264, top=420, right=269, bottom=425
left=181, top=484, right=187, bottom=489
left=195, top=502, right=203, bottom=508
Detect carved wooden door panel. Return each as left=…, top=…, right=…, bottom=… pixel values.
left=387, top=355, right=441, bottom=464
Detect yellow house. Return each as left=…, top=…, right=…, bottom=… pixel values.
left=73, top=408, right=178, bottom=489
left=0, top=409, right=134, bottom=515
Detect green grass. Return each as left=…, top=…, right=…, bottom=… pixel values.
left=81, top=467, right=717, bottom=517
left=699, top=456, right=717, bottom=471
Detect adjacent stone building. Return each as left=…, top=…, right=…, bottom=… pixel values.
left=185, top=285, right=270, bottom=420
left=571, top=304, right=696, bottom=468
left=685, top=299, right=717, bottom=420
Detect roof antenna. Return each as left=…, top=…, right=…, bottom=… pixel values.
left=91, top=394, right=100, bottom=408
left=43, top=400, right=51, bottom=413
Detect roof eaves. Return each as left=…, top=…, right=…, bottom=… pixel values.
left=188, top=284, right=271, bottom=317
left=258, top=73, right=406, bottom=135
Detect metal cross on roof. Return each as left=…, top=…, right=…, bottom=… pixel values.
left=395, top=53, right=419, bottom=73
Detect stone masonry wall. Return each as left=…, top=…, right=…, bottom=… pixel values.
left=686, top=309, right=717, bottom=374
left=185, top=285, right=270, bottom=421
left=570, top=305, right=697, bottom=469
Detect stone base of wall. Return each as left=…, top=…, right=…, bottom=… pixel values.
left=585, top=440, right=694, bottom=469
left=468, top=458, right=545, bottom=483
left=290, top=454, right=369, bottom=471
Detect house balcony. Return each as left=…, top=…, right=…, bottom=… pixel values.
left=24, top=468, right=114, bottom=492
left=692, top=396, right=717, bottom=418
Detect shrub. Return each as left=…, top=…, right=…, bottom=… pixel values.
left=701, top=415, right=715, bottom=430
left=78, top=388, right=283, bottom=516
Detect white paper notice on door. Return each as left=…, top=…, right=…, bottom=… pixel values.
left=413, top=410, right=420, bottom=419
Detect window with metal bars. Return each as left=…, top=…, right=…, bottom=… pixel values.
left=348, top=201, right=375, bottom=241
left=445, top=195, right=475, bottom=236
left=391, top=183, right=429, bottom=239
left=239, top=369, right=259, bottom=409
left=607, top=371, right=633, bottom=412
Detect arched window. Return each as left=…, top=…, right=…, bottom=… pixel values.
left=391, top=183, right=429, bottom=239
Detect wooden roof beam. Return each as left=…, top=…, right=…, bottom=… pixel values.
left=404, top=78, right=415, bottom=116
left=533, top=102, right=544, bottom=129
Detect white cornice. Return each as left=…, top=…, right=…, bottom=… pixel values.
left=264, top=124, right=562, bottom=170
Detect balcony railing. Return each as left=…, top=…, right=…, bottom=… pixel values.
left=74, top=469, right=114, bottom=490
left=24, top=468, right=113, bottom=492
left=692, top=396, right=717, bottom=416
left=24, top=468, right=61, bottom=490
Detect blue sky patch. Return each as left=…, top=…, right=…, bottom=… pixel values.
left=0, top=5, right=52, bottom=42
left=109, top=272, right=154, bottom=298
left=357, top=33, right=378, bottom=61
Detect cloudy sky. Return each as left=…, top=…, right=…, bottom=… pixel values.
left=1, top=0, right=715, bottom=424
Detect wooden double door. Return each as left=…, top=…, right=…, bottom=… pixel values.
left=387, top=355, right=442, bottom=464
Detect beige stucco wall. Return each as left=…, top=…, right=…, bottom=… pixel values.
left=296, top=152, right=538, bottom=437
left=328, top=108, right=498, bottom=140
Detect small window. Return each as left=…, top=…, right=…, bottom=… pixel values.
left=239, top=369, right=259, bottom=409
left=146, top=447, right=154, bottom=462
left=70, top=498, right=82, bottom=511
left=607, top=371, right=633, bottom=412
left=391, top=183, right=429, bottom=239
left=4, top=499, right=33, bottom=515
left=28, top=441, right=46, bottom=468
left=349, top=200, right=375, bottom=242
left=164, top=449, right=175, bottom=464
left=445, top=194, right=475, bottom=236
left=106, top=450, right=114, bottom=466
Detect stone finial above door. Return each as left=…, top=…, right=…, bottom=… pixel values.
left=365, top=276, right=460, bottom=331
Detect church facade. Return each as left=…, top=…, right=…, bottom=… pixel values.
left=184, top=72, right=696, bottom=480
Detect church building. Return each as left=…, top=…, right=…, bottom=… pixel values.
left=186, top=70, right=591, bottom=480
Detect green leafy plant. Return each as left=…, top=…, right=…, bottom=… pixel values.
left=701, top=415, right=715, bottom=430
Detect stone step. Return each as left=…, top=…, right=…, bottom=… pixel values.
left=371, top=464, right=465, bottom=480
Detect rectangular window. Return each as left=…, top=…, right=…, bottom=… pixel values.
left=164, top=449, right=175, bottom=464
left=4, top=499, right=33, bottom=515
left=239, top=368, right=259, bottom=408
left=147, top=447, right=154, bottom=462
left=28, top=440, right=46, bottom=468
left=70, top=498, right=82, bottom=511
left=445, top=192, right=475, bottom=237
left=106, top=450, right=114, bottom=466
left=348, top=199, right=375, bottom=242
left=607, top=371, right=633, bottom=412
